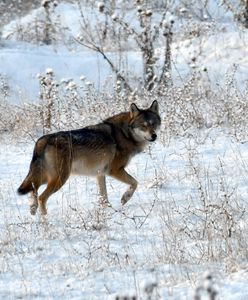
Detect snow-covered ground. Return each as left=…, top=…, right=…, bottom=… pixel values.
left=1, top=1, right=248, bottom=299
left=1, top=2, right=248, bottom=103
left=1, top=130, right=248, bottom=299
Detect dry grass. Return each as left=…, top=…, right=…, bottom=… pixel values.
left=1, top=69, right=248, bottom=298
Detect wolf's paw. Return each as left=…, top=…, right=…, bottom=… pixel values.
left=121, top=192, right=132, bottom=205
left=30, top=204, right=38, bottom=215
left=39, top=205, right=47, bottom=215
left=98, top=196, right=111, bottom=208
left=102, top=201, right=111, bottom=208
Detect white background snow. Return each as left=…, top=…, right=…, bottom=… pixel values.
left=0, top=1, right=248, bottom=299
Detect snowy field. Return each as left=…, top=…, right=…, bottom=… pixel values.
left=1, top=1, right=248, bottom=299
left=1, top=130, right=248, bottom=299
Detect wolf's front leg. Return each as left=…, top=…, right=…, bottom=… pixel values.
left=121, top=184, right=137, bottom=205
left=110, top=168, right=138, bottom=205
left=96, top=175, right=110, bottom=206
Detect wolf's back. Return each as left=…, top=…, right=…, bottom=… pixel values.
left=17, top=136, right=48, bottom=195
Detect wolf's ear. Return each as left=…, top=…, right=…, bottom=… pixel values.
left=150, top=100, right=159, bottom=114
left=130, top=103, right=140, bottom=118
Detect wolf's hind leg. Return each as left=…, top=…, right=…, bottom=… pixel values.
left=38, top=174, right=68, bottom=215
left=110, top=168, right=138, bottom=205
left=29, top=189, right=38, bottom=215
left=96, top=175, right=109, bottom=206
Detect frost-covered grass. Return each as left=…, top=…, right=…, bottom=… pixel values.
left=1, top=128, right=248, bottom=299
left=1, top=1, right=248, bottom=103
left=1, top=84, right=248, bottom=299
left=1, top=61, right=248, bottom=300
left=1, top=0, right=248, bottom=299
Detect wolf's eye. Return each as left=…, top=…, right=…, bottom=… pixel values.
left=148, top=120, right=154, bottom=126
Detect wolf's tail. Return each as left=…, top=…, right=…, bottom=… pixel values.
left=17, top=136, right=48, bottom=195
left=17, top=172, right=33, bottom=195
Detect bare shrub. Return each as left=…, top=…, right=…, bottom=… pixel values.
left=0, top=0, right=40, bottom=27
left=4, top=0, right=69, bottom=45
left=75, top=0, right=174, bottom=92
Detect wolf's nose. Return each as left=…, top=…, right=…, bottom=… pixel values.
left=151, top=133, right=157, bottom=141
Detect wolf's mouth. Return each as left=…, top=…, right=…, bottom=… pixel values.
left=146, top=135, right=157, bottom=142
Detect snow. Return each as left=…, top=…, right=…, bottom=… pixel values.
left=1, top=2, right=248, bottom=103
left=1, top=131, right=248, bottom=299
left=1, top=1, right=248, bottom=299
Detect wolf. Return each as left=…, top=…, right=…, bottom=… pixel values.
left=17, top=100, right=161, bottom=215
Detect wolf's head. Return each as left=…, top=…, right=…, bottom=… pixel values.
left=129, top=100, right=161, bottom=143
